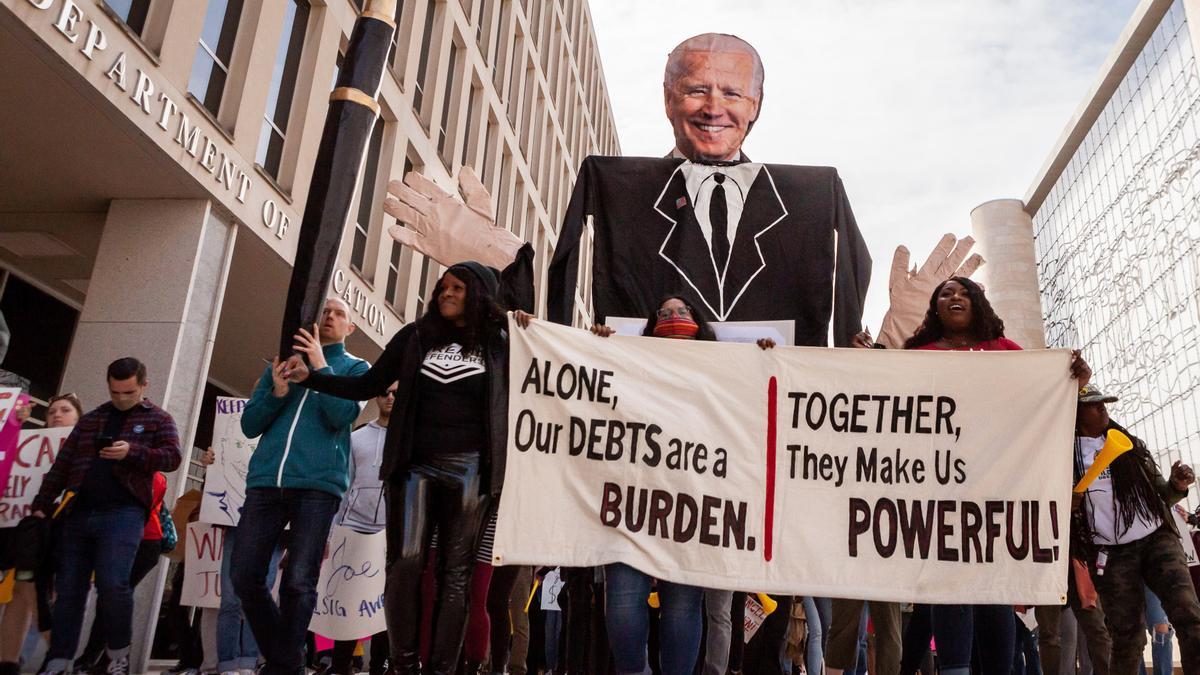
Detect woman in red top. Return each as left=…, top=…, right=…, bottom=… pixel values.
left=866, top=276, right=1090, bottom=675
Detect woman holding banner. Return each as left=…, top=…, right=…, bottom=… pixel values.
left=867, top=276, right=1090, bottom=675
left=283, top=262, right=531, bottom=675
left=591, top=294, right=775, bottom=675
left=0, top=393, right=82, bottom=675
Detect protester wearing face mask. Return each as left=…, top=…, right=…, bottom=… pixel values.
left=591, top=294, right=774, bottom=675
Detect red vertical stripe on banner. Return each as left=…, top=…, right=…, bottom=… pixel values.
left=765, top=376, right=777, bottom=562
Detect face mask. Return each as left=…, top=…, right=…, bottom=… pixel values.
left=653, top=316, right=700, bottom=339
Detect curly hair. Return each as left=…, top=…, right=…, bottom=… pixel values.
left=641, top=293, right=717, bottom=341
left=903, top=277, right=1005, bottom=349
left=417, top=268, right=506, bottom=353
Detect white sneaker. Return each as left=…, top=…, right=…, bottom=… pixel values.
left=106, top=655, right=129, bottom=675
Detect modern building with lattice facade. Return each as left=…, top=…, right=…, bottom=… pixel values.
left=0, top=0, right=618, bottom=669
left=973, top=0, right=1200, bottom=504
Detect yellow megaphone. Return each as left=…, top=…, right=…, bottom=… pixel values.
left=648, top=591, right=660, bottom=608
left=1073, top=429, right=1134, bottom=493
left=757, top=593, right=778, bottom=616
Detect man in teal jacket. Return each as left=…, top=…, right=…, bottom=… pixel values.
left=229, top=298, right=369, bottom=675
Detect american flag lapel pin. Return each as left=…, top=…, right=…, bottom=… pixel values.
left=676, top=196, right=687, bottom=210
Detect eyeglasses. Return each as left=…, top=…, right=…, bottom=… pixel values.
left=656, top=306, right=692, bottom=320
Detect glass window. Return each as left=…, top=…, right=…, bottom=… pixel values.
left=385, top=241, right=403, bottom=307
left=351, top=120, right=385, bottom=274
left=103, top=0, right=151, bottom=35
left=437, top=45, right=460, bottom=163
left=188, top=0, right=244, bottom=116
left=413, top=0, right=437, bottom=114
left=388, top=0, right=407, bottom=66
left=461, top=84, right=479, bottom=167
left=257, top=0, right=310, bottom=179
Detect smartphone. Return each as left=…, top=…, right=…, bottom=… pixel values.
left=95, top=434, right=114, bottom=451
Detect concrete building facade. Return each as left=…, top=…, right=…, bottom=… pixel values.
left=0, top=0, right=618, bottom=669
left=974, top=0, right=1200, bottom=501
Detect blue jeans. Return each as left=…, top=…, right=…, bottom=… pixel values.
left=46, top=505, right=146, bottom=670
left=930, top=604, right=1015, bottom=675
left=218, top=526, right=282, bottom=671
left=545, top=609, right=562, bottom=671
left=604, top=563, right=703, bottom=675
left=230, top=487, right=340, bottom=675
left=1142, top=586, right=1174, bottom=675
left=802, top=597, right=832, bottom=674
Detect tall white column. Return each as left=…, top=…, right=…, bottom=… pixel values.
left=969, top=199, right=1047, bottom=349
left=58, top=199, right=237, bottom=673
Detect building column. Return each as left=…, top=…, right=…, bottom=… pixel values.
left=58, top=198, right=237, bottom=673
left=969, top=198, right=1047, bottom=349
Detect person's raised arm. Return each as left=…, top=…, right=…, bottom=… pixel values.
left=288, top=325, right=415, bottom=402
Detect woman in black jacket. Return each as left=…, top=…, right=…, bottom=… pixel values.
left=285, top=261, right=531, bottom=675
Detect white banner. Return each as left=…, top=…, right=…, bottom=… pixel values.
left=200, top=397, right=256, bottom=526
left=181, top=522, right=225, bottom=608
left=310, top=525, right=387, bottom=640
left=0, top=427, right=72, bottom=526
left=493, top=318, right=1076, bottom=604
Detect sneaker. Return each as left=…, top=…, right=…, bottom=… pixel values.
left=105, top=655, right=128, bottom=675
left=166, top=663, right=200, bottom=675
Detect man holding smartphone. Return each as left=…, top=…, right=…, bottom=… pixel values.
left=31, top=357, right=182, bottom=675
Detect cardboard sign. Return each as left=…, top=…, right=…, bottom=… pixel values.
left=181, top=522, right=225, bottom=608
left=743, top=595, right=768, bottom=642
left=200, top=397, right=256, bottom=526
left=309, top=525, right=388, bottom=640
left=0, top=426, right=72, bottom=526
left=540, top=568, right=565, bottom=611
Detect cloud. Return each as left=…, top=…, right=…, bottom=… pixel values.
left=588, top=0, right=1139, bottom=332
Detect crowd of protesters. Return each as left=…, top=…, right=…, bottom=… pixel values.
left=0, top=261, right=1198, bottom=675
left=0, top=42, right=1197, bottom=675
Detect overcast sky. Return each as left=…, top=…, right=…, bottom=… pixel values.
left=587, top=0, right=1141, bottom=332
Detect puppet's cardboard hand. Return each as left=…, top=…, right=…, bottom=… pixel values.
left=384, top=167, right=523, bottom=269
left=876, top=234, right=984, bottom=349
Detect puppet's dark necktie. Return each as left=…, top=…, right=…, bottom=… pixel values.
left=710, top=173, right=730, bottom=269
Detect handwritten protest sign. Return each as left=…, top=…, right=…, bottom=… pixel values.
left=0, top=427, right=72, bottom=526
left=200, top=397, right=255, bottom=526
left=0, top=389, right=21, bottom=429
left=0, top=389, right=27, bottom=500
left=493, top=318, right=1077, bottom=604
left=181, top=522, right=225, bottom=608
left=310, top=525, right=387, bottom=640
left=540, top=568, right=565, bottom=611
left=743, top=596, right=768, bottom=642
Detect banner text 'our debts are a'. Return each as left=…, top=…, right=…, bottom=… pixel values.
left=493, top=318, right=1077, bottom=604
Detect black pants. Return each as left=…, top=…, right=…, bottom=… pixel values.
left=385, top=453, right=490, bottom=675
left=741, top=596, right=791, bottom=675
left=332, top=631, right=389, bottom=675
